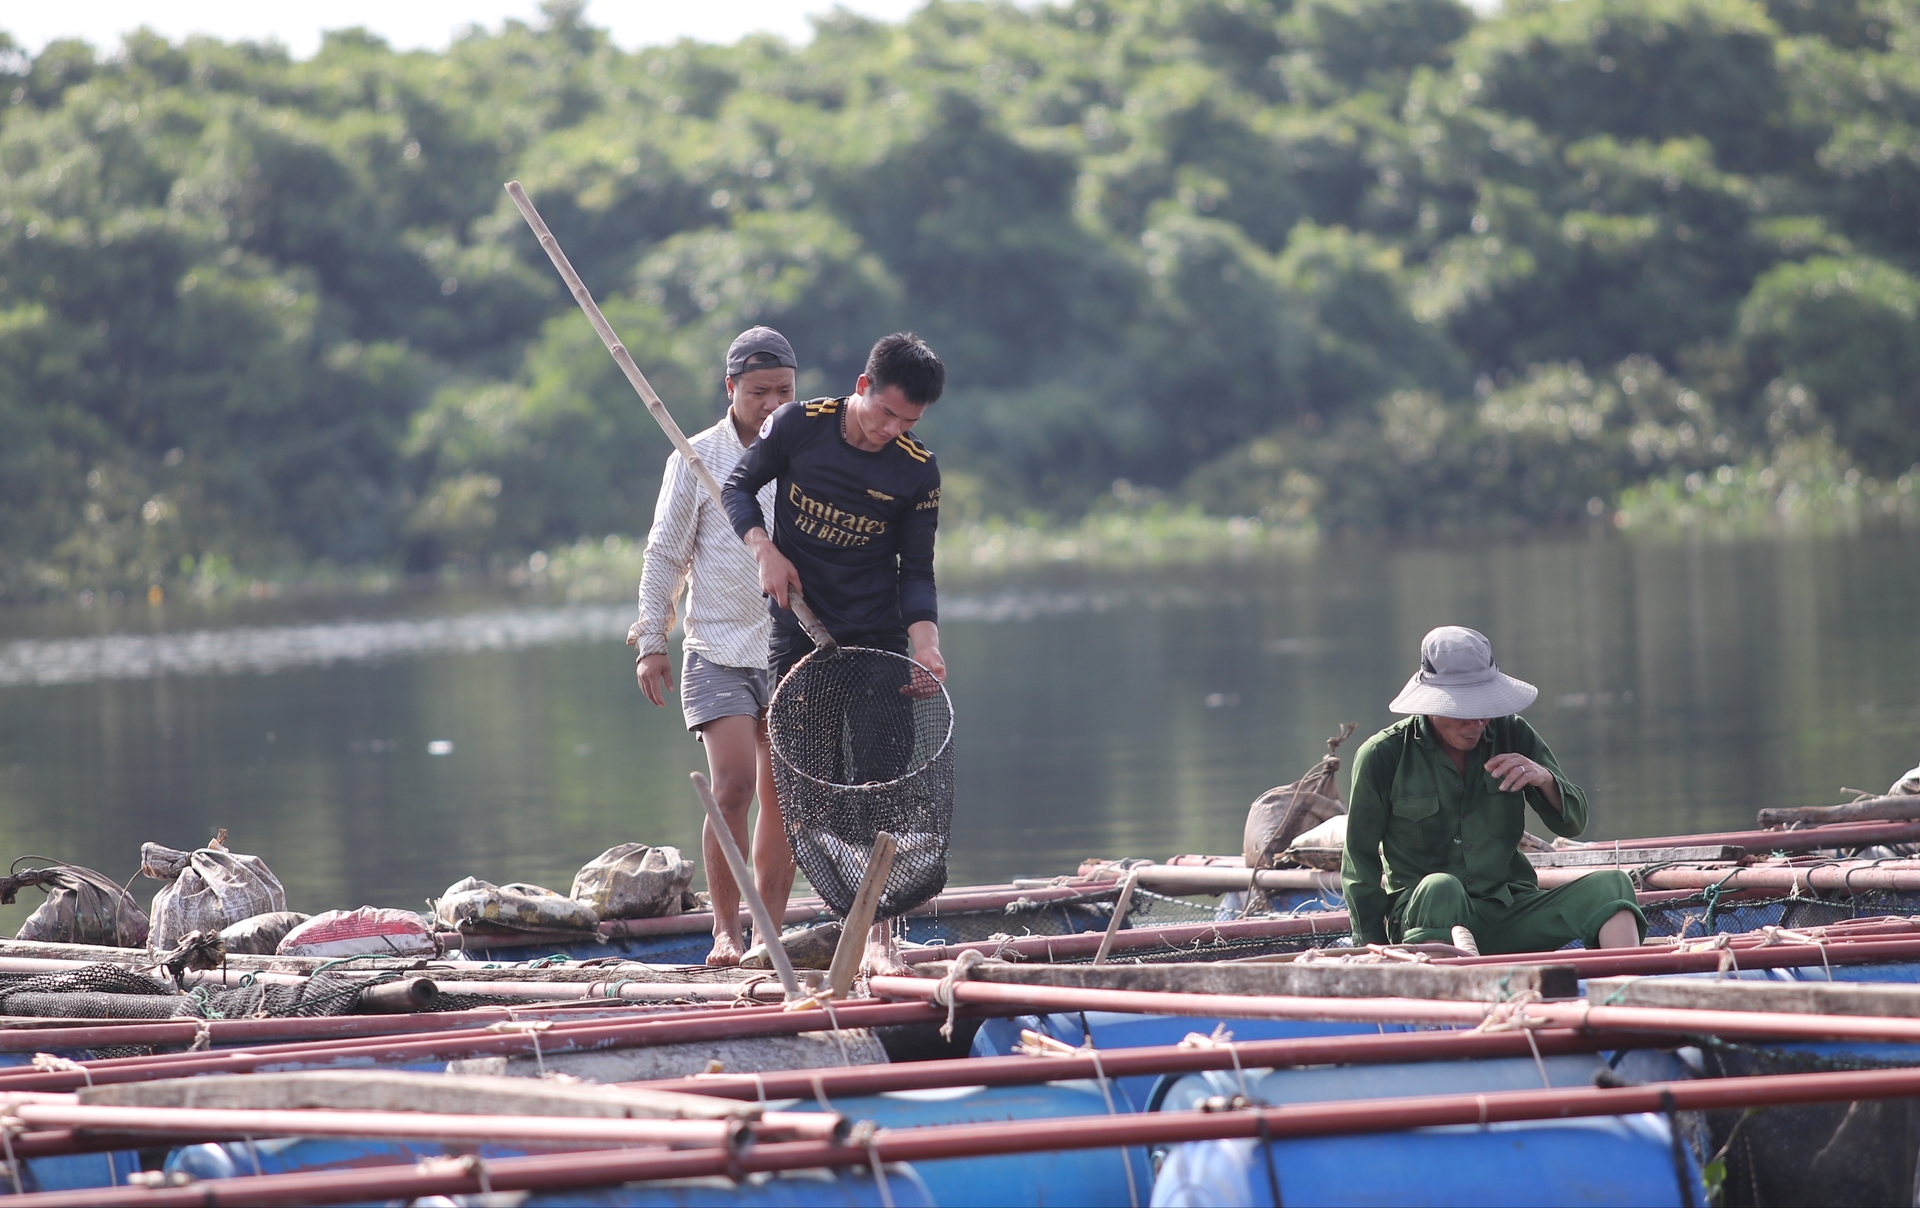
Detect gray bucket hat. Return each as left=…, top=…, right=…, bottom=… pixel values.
left=1388, top=626, right=1538, bottom=718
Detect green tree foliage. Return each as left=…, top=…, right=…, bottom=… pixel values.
left=2, top=0, right=1918, bottom=593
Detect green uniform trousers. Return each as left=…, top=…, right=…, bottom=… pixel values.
left=1387, top=869, right=1645, bottom=954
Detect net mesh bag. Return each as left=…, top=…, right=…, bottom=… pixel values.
left=769, top=646, right=954, bottom=920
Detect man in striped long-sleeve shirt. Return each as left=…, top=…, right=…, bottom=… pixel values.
left=625, top=327, right=796, bottom=966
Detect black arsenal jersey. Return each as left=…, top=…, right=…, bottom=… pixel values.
left=722, top=397, right=941, bottom=638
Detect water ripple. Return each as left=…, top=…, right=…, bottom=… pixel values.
left=0, top=586, right=1223, bottom=687
left=0, top=606, right=636, bottom=687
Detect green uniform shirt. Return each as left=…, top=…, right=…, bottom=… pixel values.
left=1340, top=714, right=1588, bottom=945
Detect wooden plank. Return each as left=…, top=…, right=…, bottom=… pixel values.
left=76, top=1070, right=757, bottom=1119
left=1757, top=795, right=1920, bottom=829
left=1526, top=845, right=1743, bottom=868
left=917, top=958, right=1579, bottom=1002
left=827, top=832, right=898, bottom=999
left=1587, top=976, right=1920, bottom=1019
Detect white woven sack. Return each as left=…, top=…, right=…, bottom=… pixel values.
left=143, top=839, right=287, bottom=953
left=570, top=844, right=695, bottom=920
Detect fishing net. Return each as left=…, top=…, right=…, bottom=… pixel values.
left=0, top=964, right=525, bottom=1026
left=0, top=965, right=182, bottom=1019
left=768, top=646, right=954, bottom=920
left=1691, top=1040, right=1920, bottom=1206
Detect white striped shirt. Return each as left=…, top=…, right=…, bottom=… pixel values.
left=634, top=417, right=777, bottom=670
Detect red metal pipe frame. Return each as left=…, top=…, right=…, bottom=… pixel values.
left=1433, top=935, right=1920, bottom=978
left=0, top=1029, right=1697, bottom=1157
left=0, top=999, right=992, bottom=1093
left=19, top=1063, right=1920, bottom=1207
left=627, top=1026, right=1682, bottom=1102
left=868, top=974, right=1920, bottom=1045
left=1156, top=819, right=1920, bottom=865
left=0, top=1103, right=845, bottom=1147
left=8, top=931, right=1919, bottom=1093
left=0, top=1001, right=707, bottom=1054
left=895, top=887, right=1796, bottom=966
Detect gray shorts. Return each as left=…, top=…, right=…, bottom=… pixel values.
left=682, top=650, right=772, bottom=733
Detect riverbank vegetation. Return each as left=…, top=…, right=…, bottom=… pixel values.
left=2, top=0, right=1918, bottom=599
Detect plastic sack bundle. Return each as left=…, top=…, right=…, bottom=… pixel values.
left=277, top=907, right=439, bottom=958
left=218, top=911, right=310, bottom=956
left=434, top=877, right=599, bottom=935
left=1241, top=725, right=1354, bottom=912
left=571, top=844, right=696, bottom=920
left=7, top=864, right=150, bottom=948
left=141, top=835, right=287, bottom=953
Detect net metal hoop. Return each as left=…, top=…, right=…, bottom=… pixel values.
left=766, top=646, right=954, bottom=790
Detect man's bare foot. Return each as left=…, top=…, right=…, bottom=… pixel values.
left=858, top=921, right=908, bottom=977
left=706, top=932, right=744, bottom=967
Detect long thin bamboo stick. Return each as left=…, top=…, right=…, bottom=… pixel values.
left=503, top=180, right=835, bottom=648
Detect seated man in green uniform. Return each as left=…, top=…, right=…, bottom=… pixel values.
left=1342, top=626, right=1645, bottom=955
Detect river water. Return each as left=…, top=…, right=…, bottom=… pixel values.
left=0, top=531, right=1916, bottom=932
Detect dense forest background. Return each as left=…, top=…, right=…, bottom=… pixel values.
left=1, top=0, right=1917, bottom=598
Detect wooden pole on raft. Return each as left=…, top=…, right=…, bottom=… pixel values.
left=690, top=772, right=801, bottom=1000
left=1757, top=794, right=1920, bottom=828
left=1091, top=870, right=1139, bottom=967
left=826, top=832, right=897, bottom=999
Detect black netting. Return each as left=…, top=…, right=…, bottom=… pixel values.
left=769, top=646, right=954, bottom=920
left=1695, top=1041, right=1920, bottom=1206
left=907, top=889, right=1123, bottom=946
left=1642, top=888, right=1920, bottom=940
left=0, top=965, right=184, bottom=1018
left=185, top=973, right=372, bottom=1019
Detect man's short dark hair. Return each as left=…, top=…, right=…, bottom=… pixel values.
left=864, top=333, right=945, bottom=405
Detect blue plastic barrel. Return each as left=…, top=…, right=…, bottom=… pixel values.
left=974, top=1011, right=1412, bottom=1112
left=5, top=1151, right=142, bottom=1194
left=167, top=1137, right=534, bottom=1179
left=1154, top=1052, right=1616, bottom=1112
left=1151, top=1052, right=1704, bottom=1206
left=1152, top=1116, right=1702, bottom=1207
left=785, top=1081, right=1154, bottom=1207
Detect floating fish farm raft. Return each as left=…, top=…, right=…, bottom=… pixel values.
left=5, top=797, right=1920, bottom=1205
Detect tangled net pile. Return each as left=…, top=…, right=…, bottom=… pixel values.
left=0, top=964, right=515, bottom=1030
left=768, top=646, right=954, bottom=920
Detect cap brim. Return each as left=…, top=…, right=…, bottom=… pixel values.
left=1388, top=672, right=1538, bottom=718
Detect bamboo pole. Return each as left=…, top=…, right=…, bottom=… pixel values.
left=1091, top=870, right=1139, bottom=967
left=691, top=772, right=801, bottom=1000
left=503, top=180, right=834, bottom=648
left=1757, top=795, right=1920, bottom=828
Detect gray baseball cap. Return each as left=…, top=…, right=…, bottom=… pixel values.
left=726, top=326, right=798, bottom=376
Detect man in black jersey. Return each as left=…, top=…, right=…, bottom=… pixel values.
left=722, top=332, right=946, bottom=688
left=722, top=333, right=944, bottom=974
